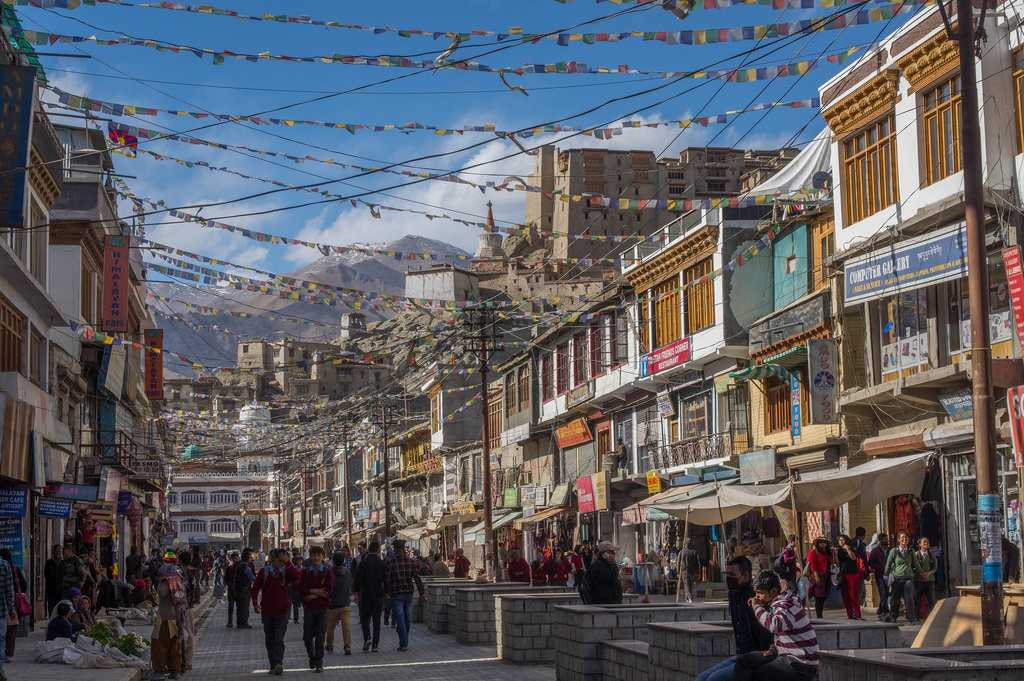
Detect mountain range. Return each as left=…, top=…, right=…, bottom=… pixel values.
left=151, top=234, right=471, bottom=373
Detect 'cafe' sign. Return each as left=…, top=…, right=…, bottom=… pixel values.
left=641, top=337, right=691, bottom=377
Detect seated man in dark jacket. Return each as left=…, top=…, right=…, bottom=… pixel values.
left=586, top=542, right=623, bottom=605
left=695, top=555, right=773, bottom=681
left=47, top=602, right=76, bottom=640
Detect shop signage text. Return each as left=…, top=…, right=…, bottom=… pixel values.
left=790, top=371, right=801, bottom=438
left=38, top=497, right=72, bottom=518
left=646, top=470, right=662, bottom=494
left=144, top=329, right=164, bottom=400
left=0, top=488, right=27, bottom=518
left=656, top=391, right=675, bottom=417
left=592, top=471, right=609, bottom=512
left=1002, top=246, right=1024, bottom=347
left=102, top=234, right=131, bottom=332
left=807, top=339, right=838, bottom=425
left=44, top=482, right=99, bottom=502
left=844, top=224, right=967, bottom=306
left=555, top=417, right=593, bottom=449
left=1008, top=385, right=1024, bottom=468
left=938, top=388, right=973, bottom=421
left=576, top=475, right=596, bottom=513
left=566, top=380, right=595, bottom=408
left=0, top=518, right=23, bottom=568
left=640, top=337, right=691, bottom=377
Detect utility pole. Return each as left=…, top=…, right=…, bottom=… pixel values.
left=944, top=0, right=1003, bottom=644
left=465, top=305, right=503, bottom=580
left=342, top=421, right=353, bottom=550
left=376, top=399, right=395, bottom=541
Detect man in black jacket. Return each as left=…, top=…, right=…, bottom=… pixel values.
left=586, top=542, right=622, bottom=605
left=352, top=541, right=386, bottom=652
left=695, top=555, right=773, bottom=681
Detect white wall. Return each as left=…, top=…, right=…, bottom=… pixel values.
left=48, top=245, right=82, bottom=322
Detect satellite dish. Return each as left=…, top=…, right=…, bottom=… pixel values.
left=812, top=171, right=832, bottom=191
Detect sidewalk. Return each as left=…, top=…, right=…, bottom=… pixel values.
left=6, top=589, right=217, bottom=681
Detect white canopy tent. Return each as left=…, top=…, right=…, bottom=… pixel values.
left=745, top=127, right=831, bottom=197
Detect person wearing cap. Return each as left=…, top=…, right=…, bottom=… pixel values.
left=587, top=542, right=623, bottom=604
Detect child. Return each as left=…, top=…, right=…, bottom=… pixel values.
left=46, top=602, right=75, bottom=641
left=750, top=570, right=819, bottom=680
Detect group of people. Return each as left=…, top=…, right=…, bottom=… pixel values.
left=783, top=529, right=938, bottom=624
left=501, top=542, right=624, bottom=604
left=222, top=538, right=426, bottom=675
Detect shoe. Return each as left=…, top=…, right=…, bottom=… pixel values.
left=397, top=646, right=408, bottom=652
left=315, top=665, right=324, bottom=673
left=362, top=641, right=371, bottom=652
left=344, top=648, right=351, bottom=656
left=272, top=664, right=283, bottom=676
left=326, top=646, right=334, bottom=653
left=372, top=646, right=378, bottom=653
left=309, top=659, right=316, bottom=670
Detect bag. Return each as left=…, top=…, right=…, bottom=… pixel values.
left=15, top=591, right=32, bottom=617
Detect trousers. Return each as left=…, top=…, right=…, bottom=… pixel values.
left=303, top=608, right=327, bottom=665
left=359, top=597, right=382, bottom=647
left=326, top=606, right=352, bottom=651
left=234, top=591, right=251, bottom=627
left=840, top=574, right=862, bottom=619
left=390, top=592, right=413, bottom=648
left=261, top=614, right=288, bottom=669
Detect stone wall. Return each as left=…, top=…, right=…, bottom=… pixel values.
left=649, top=620, right=904, bottom=681
left=424, top=580, right=472, bottom=634
left=416, top=578, right=469, bottom=624
left=820, top=646, right=1024, bottom=681
left=601, top=641, right=649, bottom=681
left=552, top=603, right=729, bottom=681
left=452, top=584, right=571, bottom=646
left=497, top=593, right=583, bottom=663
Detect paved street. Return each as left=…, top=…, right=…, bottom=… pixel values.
left=189, top=598, right=555, bottom=681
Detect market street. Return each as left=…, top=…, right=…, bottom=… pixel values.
left=189, top=599, right=555, bottom=681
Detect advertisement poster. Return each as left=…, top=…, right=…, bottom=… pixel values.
left=808, top=339, right=838, bottom=424
left=101, top=234, right=131, bottom=332
left=0, top=487, right=27, bottom=517
left=0, top=518, right=23, bottom=568
left=555, top=417, right=592, bottom=449
left=576, top=475, right=596, bottom=513
left=591, top=471, right=609, bottom=512
left=1002, top=246, right=1024, bottom=347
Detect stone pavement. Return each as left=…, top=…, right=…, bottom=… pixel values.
left=189, top=598, right=557, bottom=680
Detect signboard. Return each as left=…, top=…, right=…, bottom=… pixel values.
left=939, top=389, right=973, bottom=421
left=790, top=371, right=802, bottom=438
left=44, top=482, right=98, bottom=502
left=0, top=488, right=26, bottom=517
left=566, top=380, right=595, bottom=409
left=750, top=291, right=829, bottom=352
left=38, top=498, right=72, bottom=518
left=576, top=475, right=596, bottom=513
left=1008, top=385, right=1024, bottom=467
left=1002, top=246, right=1024, bottom=347
left=592, top=471, right=609, bottom=512
left=844, top=223, right=967, bottom=306
left=502, top=487, right=519, bottom=507
left=739, top=449, right=777, bottom=484
left=116, top=490, right=133, bottom=515
left=99, top=466, right=123, bottom=504
left=0, top=518, right=23, bottom=568
left=807, top=339, right=838, bottom=425
left=0, top=65, right=35, bottom=230
left=640, top=337, right=691, bottom=377
left=144, top=329, right=164, bottom=400
left=646, top=470, right=662, bottom=494
left=656, top=391, right=675, bottom=417
left=102, top=234, right=131, bottom=332
left=555, top=417, right=593, bottom=449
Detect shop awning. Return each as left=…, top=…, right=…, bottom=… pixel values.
left=653, top=494, right=755, bottom=526
left=464, top=511, right=521, bottom=543
left=761, top=345, right=807, bottom=369
left=718, top=452, right=931, bottom=513
left=640, top=480, right=739, bottom=525
left=397, top=524, right=430, bottom=543
left=515, top=506, right=566, bottom=530
left=728, top=363, right=789, bottom=381
left=622, top=482, right=715, bottom=525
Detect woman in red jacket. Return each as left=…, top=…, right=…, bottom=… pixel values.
left=806, top=537, right=832, bottom=619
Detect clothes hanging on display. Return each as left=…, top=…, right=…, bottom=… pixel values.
left=893, top=495, right=918, bottom=538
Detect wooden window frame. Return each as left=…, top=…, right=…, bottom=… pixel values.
left=542, top=352, right=554, bottom=402
left=487, top=392, right=502, bottom=450
left=430, top=394, right=441, bottom=433
left=556, top=342, right=569, bottom=395
left=1016, top=60, right=1024, bottom=153
left=681, top=393, right=710, bottom=440
left=652, top=277, right=681, bottom=350
left=683, top=257, right=715, bottom=334
left=763, top=368, right=809, bottom=434
left=921, top=74, right=962, bottom=186
left=841, top=113, right=898, bottom=225
left=810, top=219, right=835, bottom=291
left=517, top=365, right=529, bottom=412
left=589, top=323, right=604, bottom=378
left=572, top=333, right=587, bottom=387
left=637, top=293, right=650, bottom=354
left=0, top=293, right=25, bottom=375
left=504, top=373, right=517, bottom=419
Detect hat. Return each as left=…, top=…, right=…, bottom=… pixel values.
left=597, top=541, right=617, bottom=554
left=162, top=550, right=178, bottom=563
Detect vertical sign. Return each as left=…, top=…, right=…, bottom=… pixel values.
left=0, top=65, right=35, bottom=230
left=1002, top=247, right=1024, bottom=347
left=576, top=475, right=596, bottom=513
left=144, top=328, right=164, bottom=400
left=808, top=339, right=839, bottom=424
left=102, top=234, right=131, bottom=332
left=790, top=370, right=801, bottom=438
left=1008, top=386, right=1024, bottom=467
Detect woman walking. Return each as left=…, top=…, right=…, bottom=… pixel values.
left=0, top=549, right=26, bottom=662
left=836, top=535, right=864, bottom=620
left=806, top=537, right=832, bottom=618
left=883, top=531, right=917, bottom=623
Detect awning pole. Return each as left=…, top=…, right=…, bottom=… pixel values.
left=675, top=508, right=690, bottom=604
left=790, top=477, right=804, bottom=564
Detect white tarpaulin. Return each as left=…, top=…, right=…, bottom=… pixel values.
left=719, top=453, right=931, bottom=512
left=745, top=127, right=831, bottom=196
left=652, top=493, right=754, bottom=526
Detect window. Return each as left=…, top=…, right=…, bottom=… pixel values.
left=81, top=265, right=96, bottom=325
left=210, top=518, right=239, bottom=534
left=242, top=344, right=250, bottom=354
left=488, top=392, right=502, bottom=450
left=948, top=262, right=1013, bottom=355
left=922, top=74, right=962, bottom=186
left=615, top=313, right=628, bottom=365
left=459, top=456, right=471, bottom=495
left=430, top=393, right=440, bottom=433
left=517, top=365, right=529, bottom=411
left=637, top=294, right=650, bottom=353
left=764, top=370, right=808, bottom=434
left=504, top=372, right=517, bottom=418
left=168, top=492, right=178, bottom=505
left=810, top=219, right=836, bottom=290
left=572, top=333, right=587, bottom=386
left=636, top=404, right=661, bottom=473
left=681, top=393, right=710, bottom=440
left=842, top=114, right=898, bottom=224
left=667, top=415, right=679, bottom=443
left=878, top=289, right=930, bottom=377
left=30, top=199, right=47, bottom=286
left=181, top=490, right=206, bottom=505
left=683, top=258, right=714, bottom=333
left=181, top=519, right=206, bottom=533
left=589, top=323, right=603, bottom=377
left=542, top=352, right=554, bottom=402
left=726, top=384, right=751, bottom=452
left=652, top=277, right=681, bottom=349
left=0, top=294, right=24, bottom=374
left=28, top=327, right=44, bottom=387
left=472, top=454, right=483, bottom=494
left=210, top=490, right=239, bottom=505
left=556, top=342, right=569, bottom=395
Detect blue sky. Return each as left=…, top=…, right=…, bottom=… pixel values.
left=16, top=1, right=915, bottom=275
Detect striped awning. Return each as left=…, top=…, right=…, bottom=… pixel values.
left=728, top=363, right=789, bottom=381
left=762, top=345, right=808, bottom=368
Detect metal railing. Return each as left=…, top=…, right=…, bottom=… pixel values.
left=647, top=430, right=743, bottom=470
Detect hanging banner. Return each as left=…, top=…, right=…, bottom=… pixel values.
left=592, top=471, right=609, bottom=512
left=576, top=475, right=596, bottom=513
left=646, top=470, right=662, bottom=494
left=101, top=234, right=131, bottom=332
left=555, top=417, right=593, bottom=449
left=1008, top=385, right=1024, bottom=468
left=1001, top=247, right=1024, bottom=348
left=0, top=65, right=35, bottom=230
left=807, top=339, right=838, bottom=425
left=144, top=328, right=164, bottom=400
left=790, top=371, right=802, bottom=438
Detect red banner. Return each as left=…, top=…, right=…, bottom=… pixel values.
left=1002, top=247, right=1024, bottom=347
left=576, top=474, right=596, bottom=514
left=1008, top=386, right=1024, bottom=468
left=644, top=337, right=691, bottom=376
left=101, top=234, right=131, bottom=332
left=144, top=328, right=163, bottom=401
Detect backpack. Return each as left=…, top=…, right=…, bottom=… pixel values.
left=232, top=563, right=251, bottom=592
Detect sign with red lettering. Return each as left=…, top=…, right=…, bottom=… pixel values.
left=1002, top=247, right=1024, bottom=347
left=1008, top=386, right=1024, bottom=468
left=576, top=474, right=596, bottom=514
left=102, top=235, right=131, bottom=332
left=144, top=328, right=163, bottom=400
left=641, top=337, right=691, bottom=377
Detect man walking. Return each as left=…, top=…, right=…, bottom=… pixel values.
left=233, top=549, right=256, bottom=629
left=587, top=542, right=623, bottom=605
left=300, top=546, right=334, bottom=672
left=224, top=552, right=239, bottom=627
left=680, top=538, right=700, bottom=603
left=353, top=541, right=386, bottom=652
left=252, top=549, right=301, bottom=676
left=326, top=550, right=353, bottom=655
left=290, top=549, right=305, bottom=624
left=384, top=539, right=425, bottom=652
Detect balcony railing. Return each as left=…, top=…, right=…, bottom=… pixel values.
left=648, top=431, right=741, bottom=470
left=80, top=428, right=144, bottom=474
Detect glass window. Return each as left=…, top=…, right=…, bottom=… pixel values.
left=922, top=74, right=962, bottom=186
left=947, top=262, right=1013, bottom=355
left=504, top=373, right=517, bottom=418
left=572, top=333, right=587, bottom=386
left=878, top=289, right=930, bottom=377
left=811, top=219, right=835, bottom=290
left=517, top=365, right=529, bottom=412
left=842, top=114, right=898, bottom=224
left=652, top=277, right=681, bottom=349
left=682, top=393, right=710, bottom=440
left=556, top=342, right=569, bottom=394
left=210, top=490, right=239, bottom=505
left=636, top=404, right=661, bottom=473
left=542, top=353, right=554, bottom=402
left=683, top=258, right=715, bottom=333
